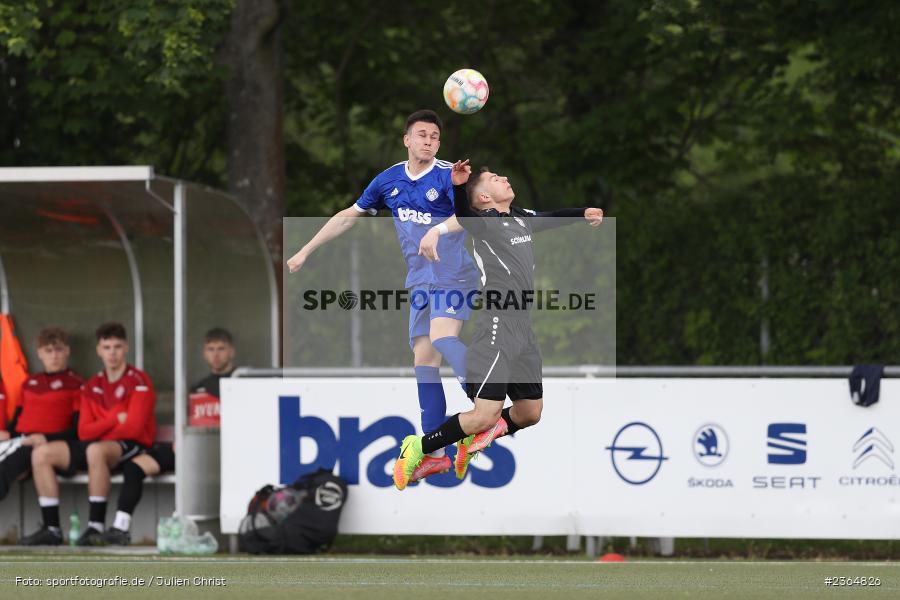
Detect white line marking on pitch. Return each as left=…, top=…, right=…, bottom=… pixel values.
left=1, top=558, right=899, bottom=566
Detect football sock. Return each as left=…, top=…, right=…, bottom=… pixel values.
left=422, top=414, right=466, bottom=454
left=118, top=461, right=145, bottom=515
left=88, top=496, right=107, bottom=530
left=38, top=496, right=60, bottom=529
left=501, top=407, right=524, bottom=435
left=415, top=365, right=447, bottom=438
left=113, top=511, right=132, bottom=532
left=431, top=336, right=467, bottom=388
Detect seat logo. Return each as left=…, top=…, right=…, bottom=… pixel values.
left=767, top=423, right=807, bottom=465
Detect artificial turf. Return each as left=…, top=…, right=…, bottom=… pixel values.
left=1, top=553, right=898, bottom=599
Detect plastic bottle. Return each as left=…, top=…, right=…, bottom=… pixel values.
left=157, top=514, right=218, bottom=554
left=68, top=512, right=80, bottom=547
left=156, top=516, right=172, bottom=554
left=169, top=514, right=184, bottom=552
left=189, top=531, right=219, bottom=555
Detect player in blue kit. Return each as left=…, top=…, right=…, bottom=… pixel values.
left=286, top=109, right=478, bottom=482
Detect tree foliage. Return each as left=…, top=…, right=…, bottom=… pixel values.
left=0, top=0, right=232, bottom=181
left=2, top=0, right=898, bottom=365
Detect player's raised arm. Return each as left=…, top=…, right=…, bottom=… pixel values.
left=286, top=206, right=368, bottom=273
left=449, top=160, right=491, bottom=238
left=418, top=160, right=470, bottom=262
left=527, top=206, right=604, bottom=233
left=419, top=214, right=465, bottom=262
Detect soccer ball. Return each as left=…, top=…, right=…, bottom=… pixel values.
left=266, top=488, right=302, bottom=522
left=443, top=68, right=489, bottom=114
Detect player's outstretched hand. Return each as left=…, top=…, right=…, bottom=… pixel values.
left=585, top=207, right=604, bottom=227
left=286, top=250, right=307, bottom=273
left=419, top=228, right=440, bottom=262
left=451, top=159, right=471, bottom=186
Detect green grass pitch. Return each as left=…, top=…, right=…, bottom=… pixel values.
left=1, top=553, right=898, bottom=599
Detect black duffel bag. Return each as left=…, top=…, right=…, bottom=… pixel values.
left=238, top=468, right=348, bottom=554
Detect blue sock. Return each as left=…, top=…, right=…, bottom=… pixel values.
left=432, top=336, right=467, bottom=388
left=415, top=366, right=447, bottom=436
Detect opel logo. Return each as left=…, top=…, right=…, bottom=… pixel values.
left=606, top=422, right=669, bottom=485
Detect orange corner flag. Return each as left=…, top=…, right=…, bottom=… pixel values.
left=0, top=314, right=29, bottom=422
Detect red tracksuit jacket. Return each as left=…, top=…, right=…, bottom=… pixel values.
left=15, top=369, right=82, bottom=434
left=79, top=365, right=157, bottom=447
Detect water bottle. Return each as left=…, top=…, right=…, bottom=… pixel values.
left=169, top=514, right=184, bottom=552
left=68, top=512, right=80, bottom=547
left=188, top=531, right=219, bottom=555
left=199, top=531, right=218, bottom=554
left=157, top=516, right=172, bottom=554
left=157, top=514, right=217, bottom=554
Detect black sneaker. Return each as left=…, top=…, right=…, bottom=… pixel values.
left=76, top=526, right=107, bottom=546
left=102, top=527, right=131, bottom=546
left=20, top=525, right=63, bottom=546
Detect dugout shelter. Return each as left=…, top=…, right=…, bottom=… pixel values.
left=0, top=166, right=278, bottom=538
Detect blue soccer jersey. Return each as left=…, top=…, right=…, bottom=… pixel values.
left=353, top=158, right=480, bottom=288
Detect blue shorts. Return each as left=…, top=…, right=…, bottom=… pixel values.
left=408, top=284, right=477, bottom=348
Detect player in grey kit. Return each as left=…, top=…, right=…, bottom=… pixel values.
left=393, top=160, right=603, bottom=489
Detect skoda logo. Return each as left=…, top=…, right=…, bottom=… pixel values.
left=693, top=423, right=729, bottom=467
left=606, top=422, right=669, bottom=485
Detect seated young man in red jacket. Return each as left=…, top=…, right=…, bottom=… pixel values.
left=20, top=322, right=156, bottom=546
left=0, top=327, right=82, bottom=501
left=102, top=326, right=233, bottom=545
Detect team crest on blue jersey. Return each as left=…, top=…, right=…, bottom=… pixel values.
left=425, top=187, right=439, bottom=202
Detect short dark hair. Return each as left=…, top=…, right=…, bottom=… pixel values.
left=405, top=109, right=443, bottom=134
left=204, top=327, right=234, bottom=345
left=37, top=327, right=69, bottom=348
left=465, top=166, right=491, bottom=206
left=96, top=322, right=127, bottom=342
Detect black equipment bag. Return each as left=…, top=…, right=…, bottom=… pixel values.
left=238, top=468, right=348, bottom=554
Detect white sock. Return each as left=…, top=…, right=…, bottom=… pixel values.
left=38, top=496, right=60, bottom=507
left=428, top=448, right=446, bottom=458
left=88, top=521, right=105, bottom=533
left=113, top=511, right=132, bottom=532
